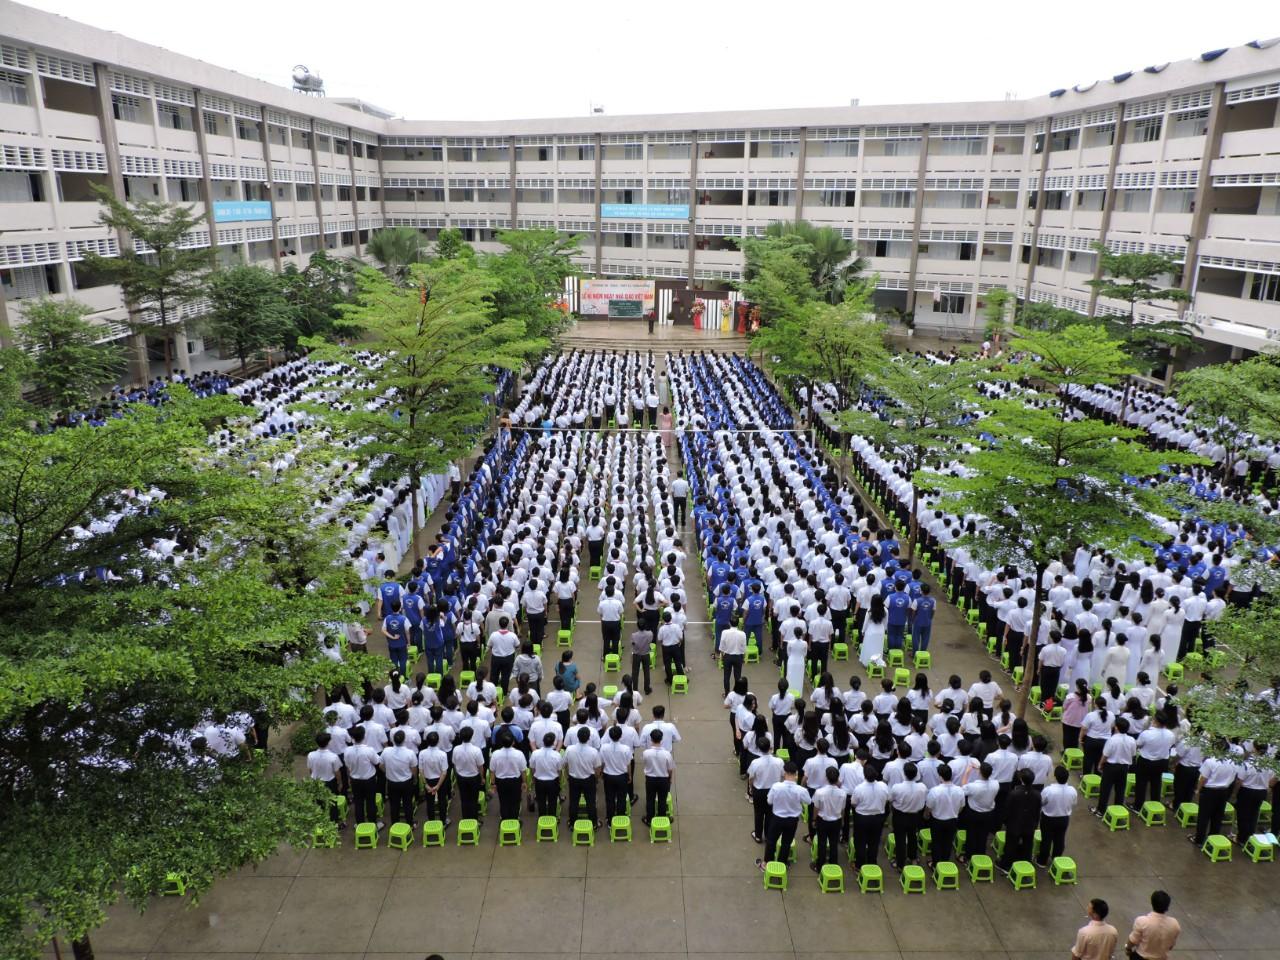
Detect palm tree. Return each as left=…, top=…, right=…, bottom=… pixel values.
left=365, top=227, right=425, bottom=285
left=763, top=220, right=867, bottom=304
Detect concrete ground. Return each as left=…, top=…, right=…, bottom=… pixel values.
left=80, top=338, right=1280, bottom=960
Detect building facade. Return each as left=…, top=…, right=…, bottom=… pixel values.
left=2, top=0, right=1278, bottom=370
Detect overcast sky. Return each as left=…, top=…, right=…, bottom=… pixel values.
left=18, top=0, right=1277, bottom=120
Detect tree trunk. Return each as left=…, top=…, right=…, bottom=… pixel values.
left=409, top=466, right=423, bottom=566
left=906, top=485, right=920, bottom=567
left=1117, top=378, right=1133, bottom=426
left=838, top=432, right=849, bottom=487
left=806, top=377, right=815, bottom=428
left=71, top=936, right=94, bottom=960
left=1014, top=563, right=1048, bottom=720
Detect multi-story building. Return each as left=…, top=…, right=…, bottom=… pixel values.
left=2, top=0, right=1278, bottom=373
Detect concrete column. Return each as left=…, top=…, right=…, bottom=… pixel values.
left=259, top=105, right=282, bottom=272
left=793, top=127, right=808, bottom=221
left=374, top=142, right=389, bottom=227
left=1179, top=82, right=1228, bottom=309
left=346, top=127, right=362, bottom=257
left=93, top=63, right=148, bottom=381
left=1022, top=118, right=1054, bottom=298
left=191, top=91, right=221, bottom=274
left=687, top=131, right=699, bottom=288
left=308, top=120, right=325, bottom=251
left=508, top=135, right=518, bottom=231
left=904, top=123, right=932, bottom=314
left=592, top=133, right=603, bottom=275
left=1087, top=103, right=1128, bottom=316
left=0, top=285, right=13, bottom=349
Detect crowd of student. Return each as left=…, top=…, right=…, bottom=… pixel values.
left=40, top=369, right=232, bottom=430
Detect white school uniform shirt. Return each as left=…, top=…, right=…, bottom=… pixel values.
left=490, top=746, right=528, bottom=779
left=748, top=754, right=785, bottom=790
left=925, top=782, right=965, bottom=820
left=641, top=720, right=681, bottom=752
left=342, top=743, right=379, bottom=780
left=564, top=742, right=602, bottom=778
left=1041, top=782, right=1078, bottom=817
left=451, top=742, right=486, bottom=778
left=307, top=748, right=343, bottom=782
left=851, top=779, right=891, bottom=815
left=812, top=783, right=847, bottom=820
left=418, top=746, right=449, bottom=783
left=767, top=780, right=811, bottom=818
left=643, top=746, right=676, bottom=778
left=1101, top=732, right=1136, bottom=766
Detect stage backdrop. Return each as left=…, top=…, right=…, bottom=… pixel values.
left=579, top=278, right=655, bottom=317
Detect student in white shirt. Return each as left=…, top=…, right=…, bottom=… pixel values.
left=1037, top=765, right=1078, bottom=866
left=343, top=726, right=381, bottom=826
left=850, top=765, right=891, bottom=869
left=889, top=762, right=928, bottom=870
left=1133, top=712, right=1176, bottom=810
left=380, top=729, right=419, bottom=827
left=564, top=726, right=603, bottom=828
left=307, top=733, right=345, bottom=824
left=642, top=729, right=676, bottom=824
left=755, top=762, right=811, bottom=870
left=810, top=765, right=847, bottom=871
left=748, top=735, right=785, bottom=843
left=529, top=731, right=565, bottom=818
left=418, top=731, right=451, bottom=825
left=600, top=725, right=635, bottom=822
left=1094, top=717, right=1136, bottom=815
left=924, top=764, right=965, bottom=867
left=450, top=726, right=487, bottom=823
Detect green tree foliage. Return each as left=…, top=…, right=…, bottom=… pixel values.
left=364, top=226, right=426, bottom=284
left=14, top=298, right=124, bottom=411
left=738, top=233, right=816, bottom=327
left=80, top=186, right=209, bottom=370
left=762, top=220, right=868, bottom=303
left=1016, top=299, right=1082, bottom=332
left=1174, top=360, right=1267, bottom=477
left=0, top=394, right=382, bottom=959
left=279, top=251, right=360, bottom=346
left=934, top=326, right=1192, bottom=717
left=981, top=287, right=1014, bottom=340
left=1087, top=242, right=1195, bottom=381
left=305, top=261, right=544, bottom=562
left=201, top=265, right=295, bottom=372
left=841, top=355, right=993, bottom=562
left=433, top=226, right=474, bottom=262
left=483, top=229, right=581, bottom=348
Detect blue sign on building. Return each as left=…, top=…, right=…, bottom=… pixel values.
left=600, top=203, right=689, bottom=220
left=212, top=200, right=273, bottom=223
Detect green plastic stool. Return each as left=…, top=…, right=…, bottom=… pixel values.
left=914, top=650, right=931, bottom=670
left=329, top=794, right=348, bottom=821
left=1080, top=774, right=1101, bottom=798
left=866, top=661, right=884, bottom=679
left=425, top=672, right=442, bottom=690
left=819, top=863, right=844, bottom=892
left=1139, top=801, right=1166, bottom=826
left=746, top=644, right=761, bottom=663
left=354, top=822, right=378, bottom=849
left=671, top=674, right=689, bottom=694
left=573, top=819, right=595, bottom=846
left=557, top=628, right=573, bottom=647
left=537, top=815, right=559, bottom=843
left=893, top=667, right=911, bottom=688
left=1103, top=805, right=1130, bottom=831
left=311, top=824, right=338, bottom=848
left=1161, top=772, right=1175, bottom=800
left=763, top=860, right=788, bottom=891
left=459, top=670, right=476, bottom=689
left=610, top=815, right=632, bottom=842
left=1224, top=803, right=1237, bottom=826
left=1176, top=803, right=1198, bottom=828
left=422, top=820, right=445, bottom=846
left=499, top=819, right=522, bottom=846
left=901, top=864, right=926, bottom=893
left=1009, top=860, right=1036, bottom=889
left=649, top=815, right=673, bottom=842
left=832, top=642, right=849, bottom=662
left=161, top=873, right=186, bottom=896
left=1163, top=661, right=1184, bottom=682
left=1260, top=801, right=1272, bottom=830
left=604, top=653, right=621, bottom=673
left=1062, top=748, right=1084, bottom=771
left=456, top=818, right=480, bottom=845
left=1244, top=835, right=1275, bottom=863
left=933, top=861, right=959, bottom=889
left=1125, top=772, right=1136, bottom=799
left=888, top=649, right=905, bottom=668
left=387, top=821, right=413, bottom=850
left=992, top=831, right=1005, bottom=859
left=968, top=854, right=994, bottom=883
left=1012, top=666, right=1025, bottom=685
left=1049, top=856, right=1078, bottom=885
left=858, top=863, right=884, bottom=893
left=1202, top=834, right=1232, bottom=862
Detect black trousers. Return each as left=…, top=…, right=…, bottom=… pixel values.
left=631, top=653, right=652, bottom=693
left=722, top=653, right=743, bottom=695
left=457, top=773, right=483, bottom=820
left=387, top=778, right=416, bottom=825
left=321, top=777, right=341, bottom=821
left=1082, top=737, right=1106, bottom=776
left=999, top=828, right=1035, bottom=872
left=351, top=775, right=378, bottom=824
left=534, top=777, right=559, bottom=817
left=832, top=610, right=849, bottom=645
left=459, top=643, right=480, bottom=672
left=1062, top=724, right=1081, bottom=750
left=1173, top=763, right=1200, bottom=810
left=962, top=807, right=995, bottom=857
left=930, top=817, right=958, bottom=866
left=1038, top=665, right=1061, bottom=703
left=558, top=597, right=575, bottom=626
left=602, top=621, right=622, bottom=656
left=815, top=817, right=841, bottom=867
left=1097, top=762, right=1131, bottom=811
left=673, top=497, right=686, bottom=525
left=527, top=612, right=547, bottom=648
left=423, top=777, right=452, bottom=822
left=1236, top=785, right=1268, bottom=839
left=1037, top=813, right=1069, bottom=865
left=1133, top=756, right=1167, bottom=809
left=662, top=644, right=684, bottom=682
left=752, top=786, right=770, bottom=838
left=893, top=808, right=922, bottom=868
left=496, top=776, right=522, bottom=821
left=1178, top=619, right=1201, bottom=660
left=568, top=774, right=598, bottom=826
left=603, top=771, right=630, bottom=820
left=808, top=643, right=829, bottom=681
left=645, top=774, right=671, bottom=821
left=852, top=812, right=886, bottom=867
left=1195, top=784, right=1231, bottom=844
left=491, top=653, right=515, bottom=690
left=765, top=813, right=800, bottom=864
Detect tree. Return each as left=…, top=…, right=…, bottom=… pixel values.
left=80, top=186, right=209, bottom=373
left=841, top=354, right=993, bottom=563
left=981, top=287, right=1014, bottom=344
left=484, top=229, right=581, bottom=348
left=364, top=226, right=426, bottom=284
left=738, top=233, right=816, bottom=327
left=202, top=265, right=295, bottom=373
left=932, top=325, right=1191, bottom=718
left=304, top=260, right=543, bottom=564
left=763, top=220, right=868, bottom=304
left=1174, top=361, right=1267, bottom=479
left=432, top=226, right=474, bottom=262
left=13, top=298, right=124, bottom=411
left=0, top=394, right=383, bottom=960
left=1087, top=242, right=1195, bottom=418
left=279, top=251, right=360, bottom=346
left=1016, top=299, right=1081, bottom=333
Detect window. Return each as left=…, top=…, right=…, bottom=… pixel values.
left=959, top=242, right=975, bottom=261
left=874, top=240, right=888, bottom=257
left=235, top=119, right=260, bottom=141
left=0, top=171, right=38, bottom=203
left=1250, top=273, right=1280, bottom=303
left=938, top=137, right=986, bottom=155
left=0, top=69, right=29, bottom=105
left=933, top=293, right=966, bottom=313
left=204, top=113, right=219, bottom=135
left=819, top=189, right=855, bottom=207
left=1134, top=117, right=1163, bottom=143
left=623, top=143, right=643, bottom=161
left=882, top=139, right=920, bottom=157
left=112, top=94, right=139, bottom=123
left=296, top=184, right=313, bottom=202
left=880, top=190, right=913, bottom=208
left=157, top=104, right=191, bottom=131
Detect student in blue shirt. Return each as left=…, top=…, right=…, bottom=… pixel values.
left=911, top=584, right=937, bottom=652
left=376, top=570, right=402, bottom=620
left=713, top=584, right=737, bottom=654
left=743, top=582, right=768, bottom=651
left=382, top=601, right=411, bottom=675
left=885, top=581, right=911, bottom=650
